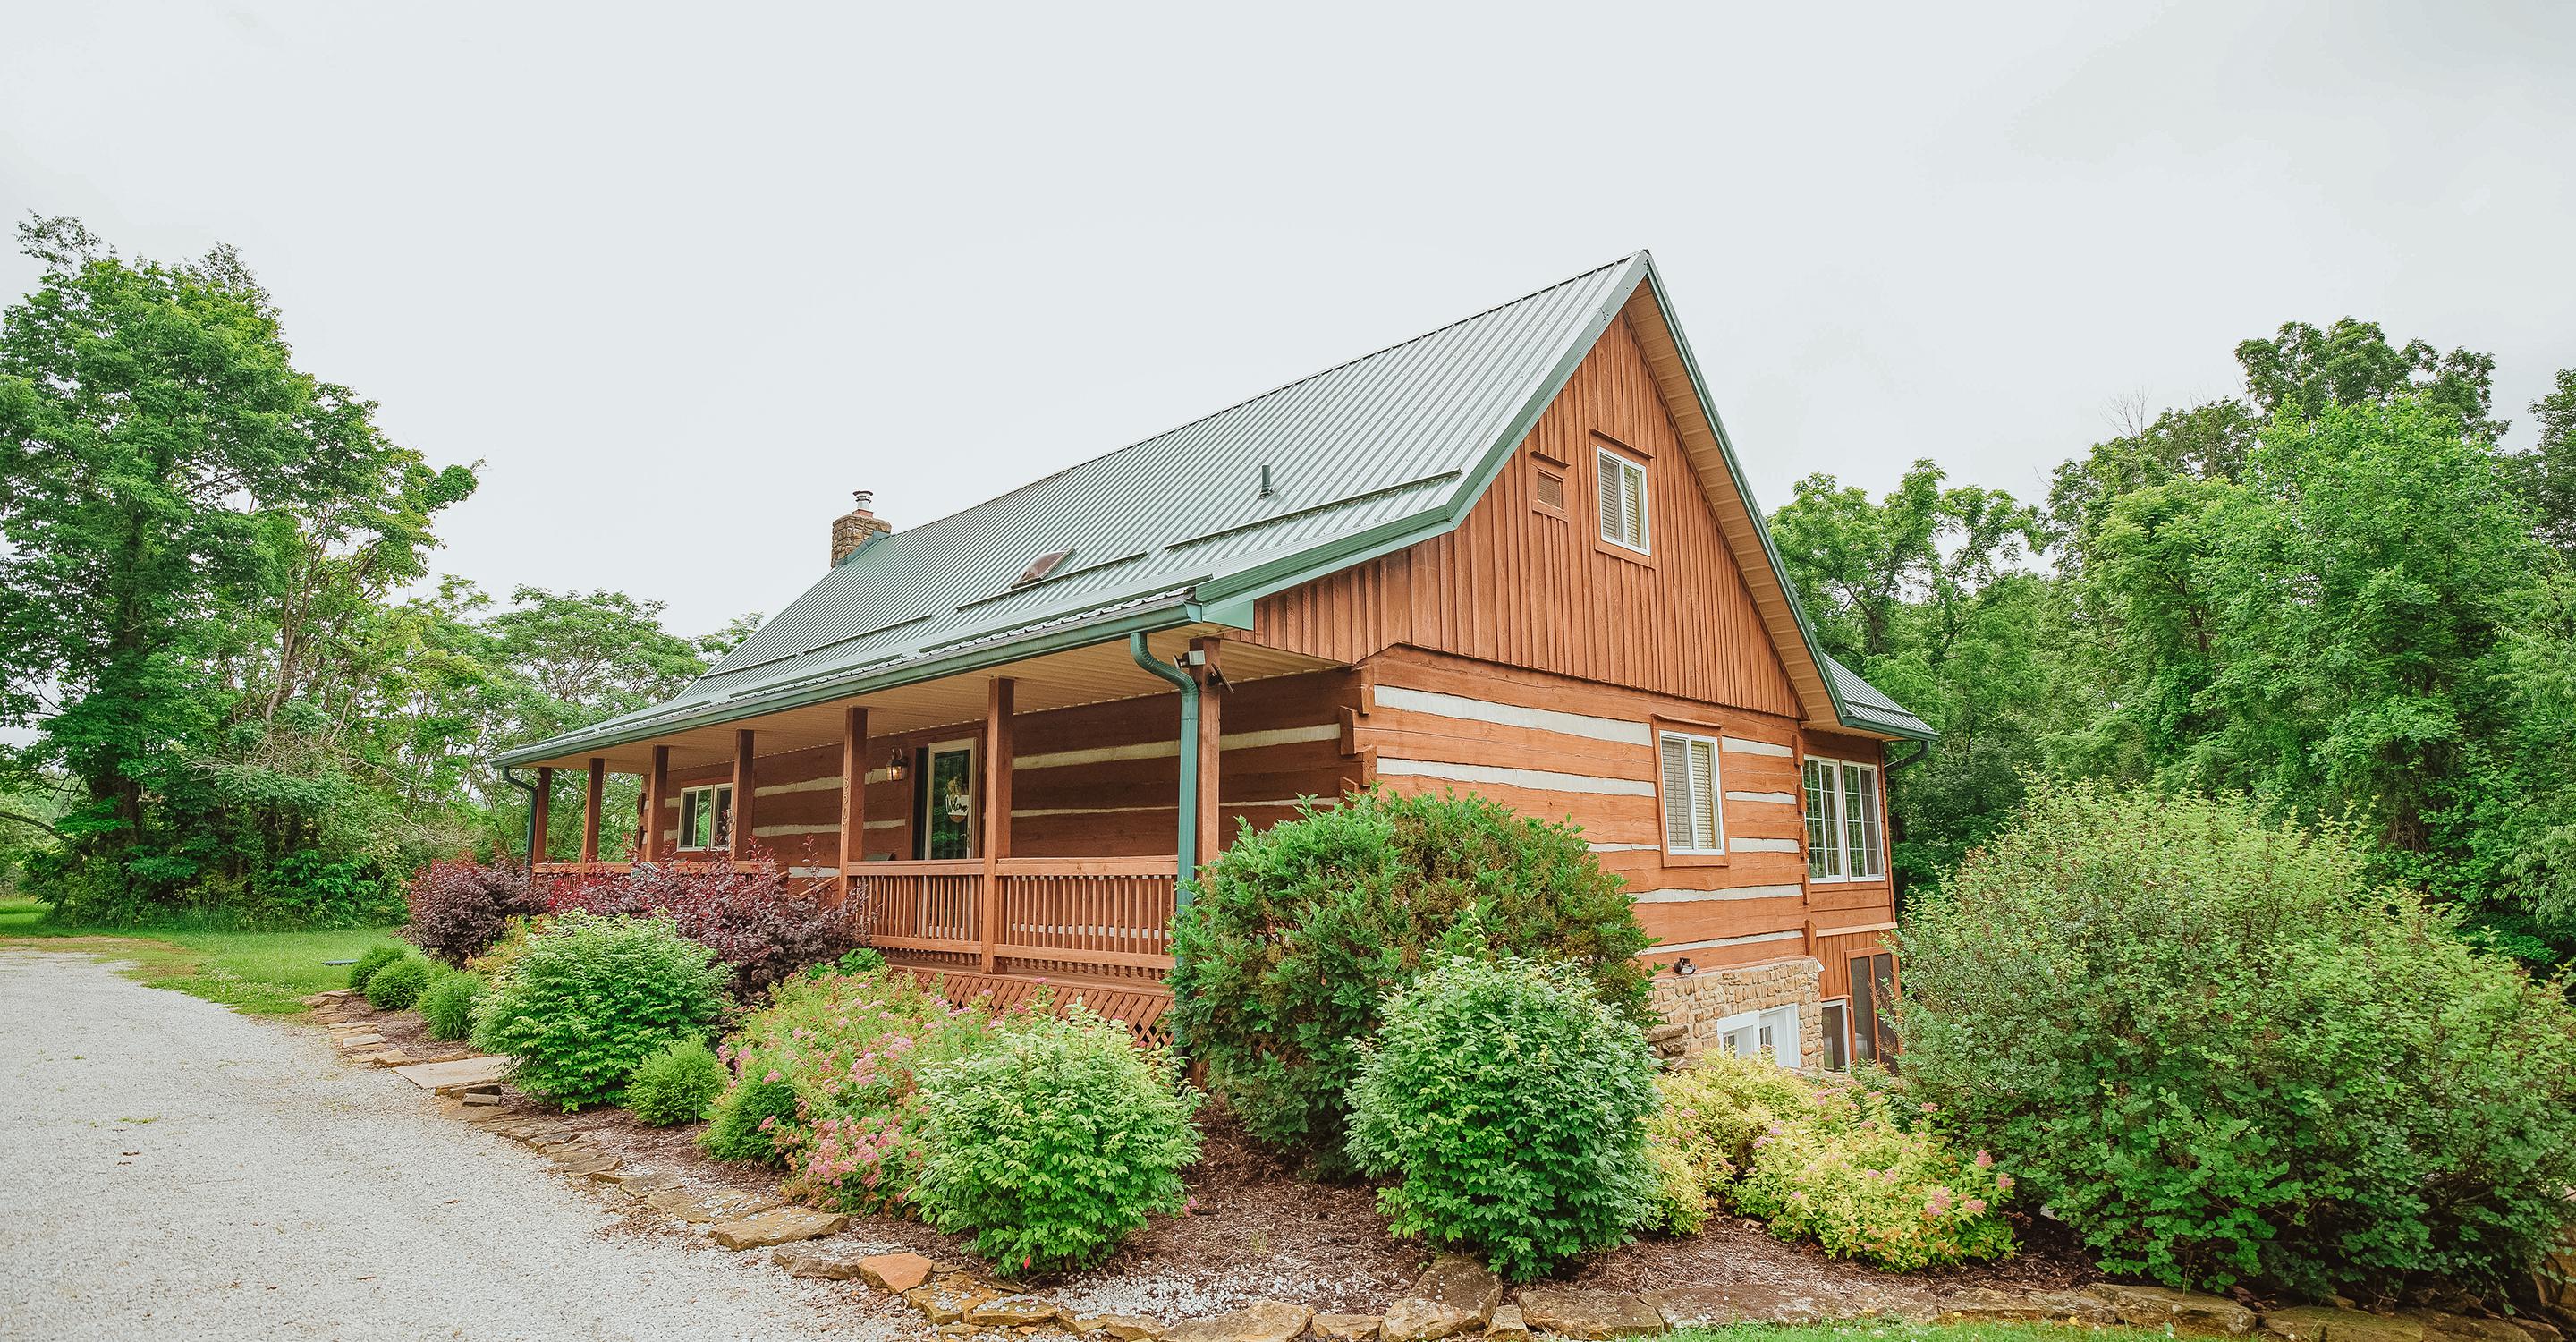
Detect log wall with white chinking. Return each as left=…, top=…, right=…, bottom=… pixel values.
left=649, top=667, right=1363, bottom=871
left=1350, top=647, right=1886, bottom=973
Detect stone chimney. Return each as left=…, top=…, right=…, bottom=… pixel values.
left=831, top=490, right=894, bottom=566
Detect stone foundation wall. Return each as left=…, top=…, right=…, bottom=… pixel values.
left=1645, top=956, right=1826, bottom=1070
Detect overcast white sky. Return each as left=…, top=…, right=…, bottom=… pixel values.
left=4, top=2, right=2571, bottom=641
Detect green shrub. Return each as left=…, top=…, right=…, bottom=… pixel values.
left=363, top=955, right=433, bottom=1009
left=702, top=1077, right=803, bottom=1163
left=1641, top=1053, right=1816, bottom=1235
left=346, top=942, right=409, bottom=990
left=1344, top=956, right=1659, bottom=1280
left=915, top=1008, right=1201, bottom=1273
left=464, top=913, right=551, bottom=981
left=628, top=1039, right=727, bottom=1126
left=1732, top=1081, right=2016, bottom=1271
left=1169, top=788, right=1652, bottom=1164
left=418, top=971, right=484, bottom=1040
left=1898, top=781, right=2576, bottom=1295
left=470, top=912, right=730, bottom=1110
left=799, top=946, right=886, bottom=981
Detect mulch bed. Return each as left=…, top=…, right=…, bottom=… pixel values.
left=328, top=999, right=2097, bottom=1322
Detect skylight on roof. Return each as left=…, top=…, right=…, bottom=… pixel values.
left=1015, top=548, right=1073, bottom=586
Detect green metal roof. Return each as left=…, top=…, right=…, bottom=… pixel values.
left=496, top=252, right=1931, bottom=767
left=1825, top=654, right=1935, bottom=738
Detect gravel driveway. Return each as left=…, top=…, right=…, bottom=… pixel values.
left=0, top=948, right=904, bottom=1342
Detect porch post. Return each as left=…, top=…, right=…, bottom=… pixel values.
left=580, top=757, right=605, bottom=863
left=530, top=767, right=552, bottom=863
left=730, top=728, right=755, bottom=862
left=979, top=676, right=1014, bottom=973
left=1191, top=638, right=1223, bottom=868
left=837, top=706, right=868, bottom=902
left=645, top=744, right=671, bottom=862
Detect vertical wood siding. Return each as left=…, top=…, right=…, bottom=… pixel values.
left=1246, top=313, right=1802, bottom=719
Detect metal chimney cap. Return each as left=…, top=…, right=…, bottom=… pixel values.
left=852, top=489, right=874, bottom=510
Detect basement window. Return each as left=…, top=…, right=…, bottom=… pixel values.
left=1015, top=548, right=1073, bottom=586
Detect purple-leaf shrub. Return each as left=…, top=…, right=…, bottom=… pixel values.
left=547, top=855, right=854, bottom=997
left=404, top=858, right=548, bottom=965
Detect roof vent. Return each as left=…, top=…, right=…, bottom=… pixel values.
left=831, top=490, right=894, bottom=567
left=1015, top=548, right=1072, bottom=586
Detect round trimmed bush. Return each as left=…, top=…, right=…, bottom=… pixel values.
left=628, top=1039, right=726, bottom=1126
left=915, top=1009, right=1201, bottom=1273
left=418, top=971, right=485, bottom=1040
left=363, top=955, right=434, bottom=1010
left=346, top=942, right=410, bottom=990
left=1168, top=788, right=1651, bottom=1164
left=701, top=1076, right=801, bottom=1163
left=1898, top=781, right=2576, bottom=1295
left=470, top=912, right=730, bottom=1110
left=1344, top=955, right=1659, bottom=1281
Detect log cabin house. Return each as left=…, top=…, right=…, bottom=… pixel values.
left=495, top=251, right=1933, bottom=1069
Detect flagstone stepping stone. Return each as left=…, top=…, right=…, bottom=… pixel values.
left=547, top=1150, right=623, bottom=1177
left=645, top=1185, right=781, bottom=1225
left=1382, top=1297, right=1479, bottom=1342
left=391, top=1055, right=510, bottom=1095
left=903, top=1277, right=1000, bottom=1325
left=2087, top=1285, right=2258, bottom=1337
left=708, top=1206, right=845, bottom=1251
left=1090, top=1315, right=1165, bottom=1340
left=1313, top=1315, right=1381, bottom=1341
left=1162, top=1301, right=1312, bottom=1342
left=333, top=1032, right=387, bottom=1049
left=597, top=1168, right=681, bottom=1195
left=772, top=1246, right=869, bottom=1279
left=1513, top=1287, right=1665, bottom=1340
left=353, top=1049, right=414, bottom=1066
left=1939, top=1288, right=2116, bottom=1326
left=970, top=1295, right=1067, bottom=1328
left=1412, top=1255, right=1504, bottom=1319
left=859, top=1252, right=938, bottom=1292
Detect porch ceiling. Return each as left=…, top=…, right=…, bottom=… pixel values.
left=515, top=627, right=1340, bottom=774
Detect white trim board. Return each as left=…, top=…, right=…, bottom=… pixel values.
left=1373, top=684, right=1652, bottom=745
left=1377, top=757, right=1655, bottom=797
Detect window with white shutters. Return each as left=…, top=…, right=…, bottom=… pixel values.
left=1596, top=447, right=1648, bottom=553
left=1658, top=731, right=1721, bottom=854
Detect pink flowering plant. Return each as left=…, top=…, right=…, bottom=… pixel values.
left=1640, top=1050, right=1817, bottom=1235
left=1729, top=1077, right=2015, bottom=1271
left=710, top=963, right=1002, bottom=1214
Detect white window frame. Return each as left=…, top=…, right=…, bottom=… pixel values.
left=1818, top=998, right=1852, bottom=1072
left=677, top=782, right=733, bottom=852
left=1803, top=756, right=1885, bottom=882
left=1657, top=730, right=1724, bottom=855
left=1712, top=1004, right=1801, bottom=1070
left=1596, top=446, right=1650, bottom=555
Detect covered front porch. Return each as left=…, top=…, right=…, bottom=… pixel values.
left=516, top=627, right=1363, bottom=1036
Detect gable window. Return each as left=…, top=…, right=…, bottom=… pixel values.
left=678, top=783, right=733, bottom=852
left=1803, top=758, right=1883, bottom=880
left=1657, top=731, right=1723, bottom=854
left=1596, top=447, right=1648, bottom=553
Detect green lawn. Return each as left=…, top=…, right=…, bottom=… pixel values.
left=1675, top=1325, right=2142, bottom=1342
left=0, top=896, right=402, bottom=1016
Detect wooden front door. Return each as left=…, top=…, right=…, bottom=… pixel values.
left=915, top=740, right=976, bottom=860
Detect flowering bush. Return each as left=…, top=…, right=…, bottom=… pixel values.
left=363, top=954, right=434, bottom=1010
left=547, top=857, right=853, bottom=997
left=709, top=964, right=999, bottom=1213
left=628, top=1039, right=727, bottom=1126
left=403, top=857, right=547, bottom=965
left=1640, top=1052, right=1815, bottom=1235
left=915, top=1008, right=1202, bottom=1274
left=470, top=912, right=730, bottom=1109
left=1732, top=1081, right=2015, bottom=1271
left=1345, top=956, right=1660, bottom=1281
left=418, top=971, right=484, bottom=1040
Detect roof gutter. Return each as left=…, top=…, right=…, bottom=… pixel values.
left=1126, top=632, right=1199, bottom=1058
left=493, top=590, right=1208, bottom=769
left=500, top=765, right=540, bottom=866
